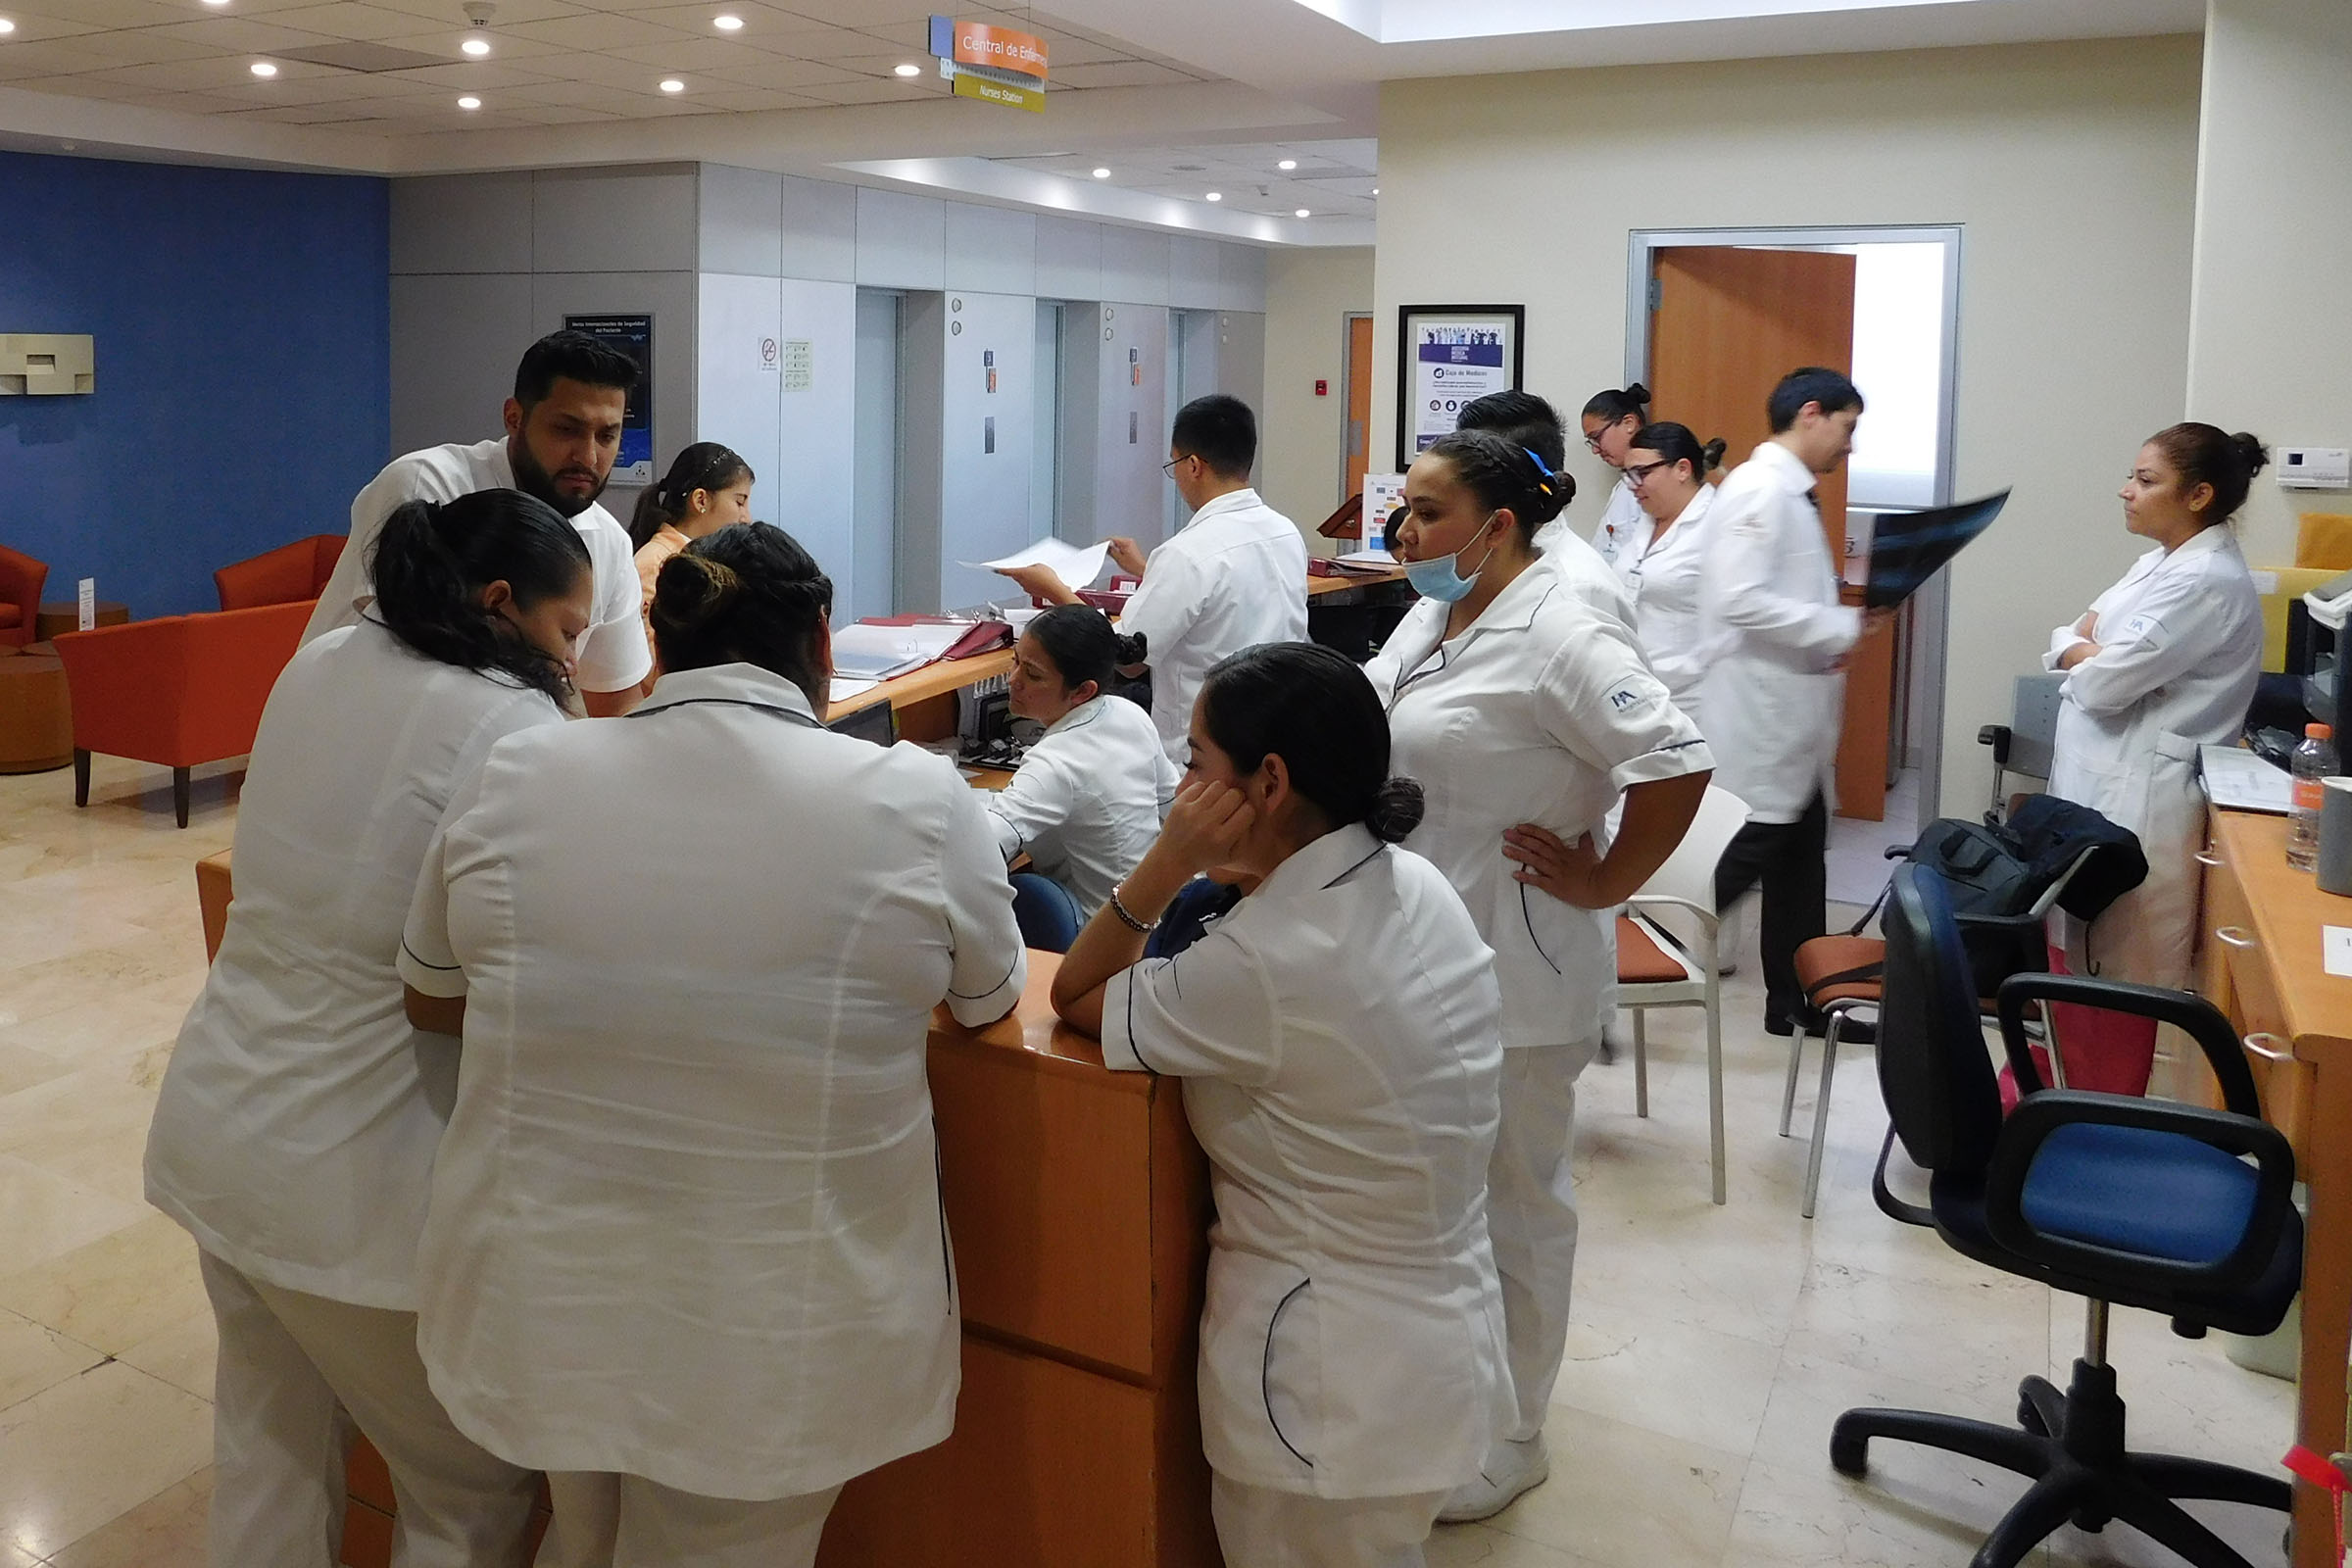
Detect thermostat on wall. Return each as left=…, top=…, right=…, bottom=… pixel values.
left=2278, top=446, right=2351, bottom=489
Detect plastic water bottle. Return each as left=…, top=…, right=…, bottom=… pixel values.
left=2287, top=722, right=2336, bottom=870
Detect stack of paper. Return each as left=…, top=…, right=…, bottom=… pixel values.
left=963, top=538, right=1112, bottom=596
left=831, top=622, right=976, bottom=681
left=1333, top=547, right=1396, bottom=572
left=2200, top=744, right=2291, bottom=815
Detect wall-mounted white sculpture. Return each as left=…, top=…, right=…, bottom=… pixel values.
left=0, top=334, right=96, bottom=395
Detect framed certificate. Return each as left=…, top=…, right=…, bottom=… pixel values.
left=1396, top=305, right=1524, bottom=462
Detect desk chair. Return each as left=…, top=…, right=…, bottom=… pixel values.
left=1617, top=785, right=1749, bottom=1205
left=1009, top=872, right=1084, bottom=954
left=1832, top=864, right=2299, bottom=1568
left=1782, top=843, right=2096, bottom=1219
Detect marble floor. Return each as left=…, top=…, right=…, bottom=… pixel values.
left=0, top=755, right=2299, bottom=1567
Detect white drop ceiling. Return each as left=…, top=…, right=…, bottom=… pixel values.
left=994, top=137, right=1376, bottom=223
left=0, top=0, right=1211, bottom=132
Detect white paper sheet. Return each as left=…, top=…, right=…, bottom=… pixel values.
left=1334, top=547, right=1396, bottom=570
left=962, top=538, right=1111, bottom=595
left=2325, top=926, right=2352, bottom=979
left=828, top=676, right=880, bottom=705
left=2200, top=744, right=2292, bottom=815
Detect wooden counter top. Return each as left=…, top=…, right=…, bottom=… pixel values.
left=2207, top=810, right=2352, bottom=1061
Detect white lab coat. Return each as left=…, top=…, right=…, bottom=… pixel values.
left=1616, top=485, right=1719, bottom=725
left=401, top=662, right=1026, bottom=1501
left=2043, top=524, right=2263, bottom=988
left=1696, top=441, right=1860, bottom=823
left=1120, top=487, right=1309, bottom=764
left=986, top=694, right=1177, bottom=916
left=1364, top=551, right=1714, bottom=1049
left=145, top=618, right=564, bottom=1308
left=304, top=436, right=652, bottom=696
left=1552, top=475, right=1642, bottom=568
left=1101, top=823, right=1513, bottom=1498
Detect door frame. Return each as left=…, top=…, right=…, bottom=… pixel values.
left=1340, top=310, right=1373, bottom=505
left=1625, top=223, right=1964, bottom=821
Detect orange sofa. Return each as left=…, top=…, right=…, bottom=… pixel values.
left=53, top=600, right=309, bottom=826
left=215, top=534, right=344, bottom=612
left=0, top=542, right=46, bottom=649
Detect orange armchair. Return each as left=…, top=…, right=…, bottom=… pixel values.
left=52, top=601, right=309, bottom=826
left=0, top=542, right=46, bottom=649
left=215, top=534, right=345, bottom=612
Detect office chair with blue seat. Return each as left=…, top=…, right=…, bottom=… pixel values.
left=1833, top=864, right=2300, bottom=1568
left=1008, top=872, right=1084, bottom=954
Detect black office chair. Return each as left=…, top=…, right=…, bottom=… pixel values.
left=1833, top=864, right=2301, bottom=1568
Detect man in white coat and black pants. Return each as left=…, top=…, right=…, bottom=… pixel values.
left=1699, top=368, right=1887, bottom=1038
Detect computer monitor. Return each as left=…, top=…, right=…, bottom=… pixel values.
left=826, top=699, right=898, bottom=747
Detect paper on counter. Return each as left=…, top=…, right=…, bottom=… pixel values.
left=2200, top=744, right=2292, bottom=815
left=830, top=621, right=972, bottom=681
left=963, top=538, right=1111, bottom=595
left=828, top=676, right=880, bottom=705
left=2326, top=926, right=2352, bottom=979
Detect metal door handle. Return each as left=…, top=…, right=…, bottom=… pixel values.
left=2243, top=1032, right=2293, bottom=1064
left=2193, top=850, right=2224, bottom=868
left=2214, top=925, right=2256, bottom=950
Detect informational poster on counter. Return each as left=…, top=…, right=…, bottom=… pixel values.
left=563, top=314, right=655, bottom=484
left=1397, top=306, right=1524, bottom=458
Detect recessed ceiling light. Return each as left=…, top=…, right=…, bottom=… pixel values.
left=1277, top=159, right=1298, bottom=171
left=1091, top=167, right=1109, bottom=179
left=0, top=18, right=16, bottom=33
left=201, top=0, right=229, bottom=7
left=1371, top=186, right=1380, bottom=196
left=659, top=77, right=685, bottom=92
left=458, top=95, right=481, bottom=109
left=1205, top=191, right=1221, bottom=203
left=461, top=36, right=490, bottom=56
left=713, top=13, right=744, bottom=30
left=1294, top=208, right=1310, bottom=218
left=893, top=62, right=921, bottom=77
left=250, top=60, right=277, bottom=76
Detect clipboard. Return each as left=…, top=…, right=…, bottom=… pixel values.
left=1862, top=489, right=2012, bottom=609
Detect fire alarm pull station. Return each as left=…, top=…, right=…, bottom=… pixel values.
left=1315, top=379, right=1328, bottom=397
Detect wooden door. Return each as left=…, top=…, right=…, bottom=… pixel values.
left=1648, top=246, right=1896, bottom=820
left=1345, top=314, right=1374, bottom=503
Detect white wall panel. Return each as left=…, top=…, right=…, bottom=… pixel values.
left=855, top=188, right=946, bottom=291
left=1100, top=226, right=1170, bottom=307
left=391, top=172, right=532, bottom=275
left=388, top=272, right=534, bottom=457
left=777, top=277, right=858, bottom=605
left=694, top=273, right=784, bottom=534
left=1168, top=236, right=1222, bottom=311
left=779, top=173, right=858, bottom=284
left=531, top=167, right=698, bottom=274
left=1033, top=215, right=1102, bottom=302
left=944, top=204, right=1037, bottom=298
left=1218, top=244, right=1269, bottom=314
left=700, top=164, right=784, bottom=278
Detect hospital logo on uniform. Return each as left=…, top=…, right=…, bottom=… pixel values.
left=1609, top=688, right=1640, bottom=710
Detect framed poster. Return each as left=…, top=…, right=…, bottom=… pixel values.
left=563, top=313, right=655, bottom=484
left=1395, top=305, right=1525, bottom=461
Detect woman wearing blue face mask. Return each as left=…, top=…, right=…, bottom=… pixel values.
left=1364, top=427, right=1714, bottom=1524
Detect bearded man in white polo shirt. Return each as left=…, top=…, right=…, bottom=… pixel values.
left=307, top=330, right=654, bottom=715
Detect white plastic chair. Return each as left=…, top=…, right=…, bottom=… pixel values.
left=1618, top=785, right=1750, bottom=1205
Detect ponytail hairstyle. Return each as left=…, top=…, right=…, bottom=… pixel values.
left=1199, top=642, right=1425, bottom=845
left=2147, top=422, right=2270, bottom=525
left=1420, top=428, right=1572, bottom=545
left=1023, top=604, right=1145, bottom=698
left=649, top=522, right=833, bottom=710
left=1457, top=389, right=1568, bottom=475
left=1629, top=420, right=1728, bottom=482
left=368, top=490, right=591, bottom=702
left=1582, top=382, right=1651, bottom=425
left=629, top=442, right=755, bottom=551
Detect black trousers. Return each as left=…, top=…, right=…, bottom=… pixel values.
left=1713, top=791, right=1830, bottom=1027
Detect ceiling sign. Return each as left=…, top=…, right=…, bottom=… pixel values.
left=929, top=15, right=1048, bottom=113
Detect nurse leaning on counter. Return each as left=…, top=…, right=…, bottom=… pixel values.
left=144, top=490, right=594, bottom=1567
left=2035, top=421, right=2269, bottom=1101
left=1368, top=429, right=1714, bottom=1522
left=1053, top=641, right=1513, bottom=1568
left=399, top=522, right=1026, bottom=1568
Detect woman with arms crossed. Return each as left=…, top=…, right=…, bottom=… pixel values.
left=1054, top=642, right=1511, bottom=1568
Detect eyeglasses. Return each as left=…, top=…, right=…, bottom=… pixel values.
left=1161, top=455, right=1193, bottom=477
left=1623, top=459, right=1677, bottom=484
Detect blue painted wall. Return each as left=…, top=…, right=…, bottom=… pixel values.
left=0, top=152, right=388, bottom=618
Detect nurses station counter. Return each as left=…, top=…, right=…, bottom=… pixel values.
left=192, top=858, right=1223, bottom=1568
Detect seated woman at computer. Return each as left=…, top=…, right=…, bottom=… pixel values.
left=988, top=605, right=1176, bottom=950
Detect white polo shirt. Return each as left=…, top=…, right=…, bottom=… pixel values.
left=401, top=662, right=1024, bottom=1501
left=1102, top=823, right=1512, bottom=1497
left=1365, top=551, right=1714, bottom=1049
left=987, top=693, right=1176, bottom=916
left=144, top=618, right=564, bottom=1309
left=1120, top=487, right=1308, bottom=764
left=304, top=435, right=652, bottom=696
